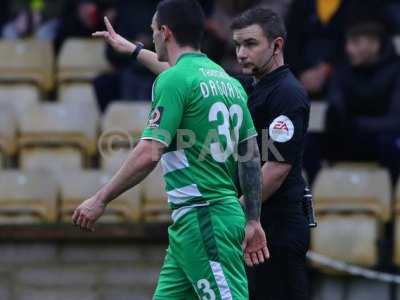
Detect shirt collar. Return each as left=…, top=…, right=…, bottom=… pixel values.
left=176, top=52, right=206, bottom=64
left=253, top=64, right=290, bottom=87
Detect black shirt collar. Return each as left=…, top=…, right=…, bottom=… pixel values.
left=253, top=64, right=290, bottom=88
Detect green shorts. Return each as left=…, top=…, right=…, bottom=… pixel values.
left=153, top=200, right=248, bottom=300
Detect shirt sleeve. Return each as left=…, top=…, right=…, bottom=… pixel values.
left=266, top=92, right=309, bottom=164
left=238, top=101, right=258, bottom=143
left=141, top=73, right=186, bottom=146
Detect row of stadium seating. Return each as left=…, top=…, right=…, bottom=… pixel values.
left=0, top=36, right=399, bottom=94
left=0, top=38, right=109, bottom=92
left=0, top=82, right=149, bottom=165
left=0, top=82, right=329, bottom=164
left=0, top=154, right=168, bottom=224
left=0, top=156, right=400, bottom=267
left=311, top=164, right=400, bottom=269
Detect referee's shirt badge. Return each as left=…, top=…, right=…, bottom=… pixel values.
left=268, top=115, right=294, bottom=143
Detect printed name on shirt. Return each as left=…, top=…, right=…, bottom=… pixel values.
left=199, top=80, right=245, bottom=101
left=199, top=68, right=230, bottom=79
left=268, top=115, right=294, bottom=143
left=148, top=107, right=164, bottom=128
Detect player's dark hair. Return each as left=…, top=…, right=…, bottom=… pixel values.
left=230, top=7, right=287, bottom=42
left=156, top=0, right=205, bottom=49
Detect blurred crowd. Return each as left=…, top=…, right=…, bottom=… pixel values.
left=1, top=0, right=400, bottom=184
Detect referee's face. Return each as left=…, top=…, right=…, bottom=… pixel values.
left=233, top=24, right=274, bottom=77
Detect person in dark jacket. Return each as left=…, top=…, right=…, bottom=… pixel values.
left=93, top=0, right=157, bottom=111
left=285, top=0, right=383, bottom=98
left=54, top=0, right=106, bottom=54
left=325, top=21, right=400, bottom=184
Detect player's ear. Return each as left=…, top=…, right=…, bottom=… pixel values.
left=160, top=25, right=172, bottom=41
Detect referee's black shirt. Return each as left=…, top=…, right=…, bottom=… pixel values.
left=241, top=65, right=310, bottom=208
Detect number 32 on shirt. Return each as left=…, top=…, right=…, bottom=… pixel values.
left=208, top=102, right=243, bottom=163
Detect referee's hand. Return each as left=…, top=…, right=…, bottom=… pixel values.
left=242, top=220, right=270, bottom=267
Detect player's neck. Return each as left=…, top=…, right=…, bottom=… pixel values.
left=167, top=44, right=201, bottom=66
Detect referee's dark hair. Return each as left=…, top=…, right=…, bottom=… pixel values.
left=156, top=0, right=205, bottom=50
left=231, top=7, right=287, bottom=43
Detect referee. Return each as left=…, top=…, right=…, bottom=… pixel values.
left=231, top=7, right=311, bottom=300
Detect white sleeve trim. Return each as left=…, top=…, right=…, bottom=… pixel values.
left=140, top=137, right=169, bottom=147
left=239, top=133, right=258, bottom=143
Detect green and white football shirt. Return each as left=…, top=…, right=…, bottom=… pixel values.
left=141, top=53, right=256, bottom=219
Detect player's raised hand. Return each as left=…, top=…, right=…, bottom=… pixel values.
left=242, top=220, right=270, bottom=267
left=92, top=17, right=136, bottom=55
left=72, top=195, right=106, bottom=232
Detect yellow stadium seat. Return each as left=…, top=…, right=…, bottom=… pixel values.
left=313, top=166, right=392, bottom=221
left=20, top=148, right=83, bottom=179
left=0, top=39, right=54, bottom=91
left=311, top=214, right=379, bottom=268
left=100, top=146, right=168, bottom=222
left=0, top=152, right=3, bottom=168
left=141, top=163, right=169, bottom=222
left=0, top=170, right=58, bottom=222
left=57, top=38, right=110, bottom=83
left=309, top=102, right=327, bottom=132
left=101, top=148, right=131, bottom=173
left=0, top=215, right=41, bottom=225
left=59, top=83, right=99, bottom=116
left=396, top=179, right=400, bottom=210
left=59, top=170, right=141, bottom=222
left=0, top=84, right=40, bottom=120
left=101, top=101, right=151, bottom=144
left=393, top=179, right=400, bottom=265
left=394, top=221, right=400, bottom=265
left=19, top=102, right=99, bottom=157
left=0, top=102, right=17, bottom=156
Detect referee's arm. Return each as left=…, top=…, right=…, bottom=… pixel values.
left=261, top=162, right=291, bottom=202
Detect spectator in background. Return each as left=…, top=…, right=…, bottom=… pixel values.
left=202, top=0, right=234, bottom=67
left=54, top=0, right=106, bottom=54
left=202, top=0, right=259, bottom=74
left=1, top=0, right=61, bottom=40
left=385, top=0, right=400, bottom=35
left=324, top=21, right=400, bottom=184
left=285, top=0, right=382, bottom=99
left=2, top=3, right=34, bottom=39
left=258, top=0, right=293, bottom=19
left=93, top=0, right=157, bottom=111
left=0, top=0, right=11, bottom=32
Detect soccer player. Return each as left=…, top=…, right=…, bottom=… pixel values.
left=73, top=0, right=269, bottom=299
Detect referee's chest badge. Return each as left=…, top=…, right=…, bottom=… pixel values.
left=269, top=115, right=294, bottom=143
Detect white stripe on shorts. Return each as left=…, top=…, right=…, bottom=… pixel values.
left=209, top=261, right=233, bottom=300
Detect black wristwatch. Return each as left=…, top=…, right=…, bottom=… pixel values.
left=131, top=42, right=144, bottom=60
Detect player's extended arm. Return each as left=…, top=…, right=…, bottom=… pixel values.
left=72, top=139, right=165, bottom=231
left=261, top=161, right=291, bottom=202
left=237, top=137, right=270, bottom=266
left=93, top=17, right=170, bottom=75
